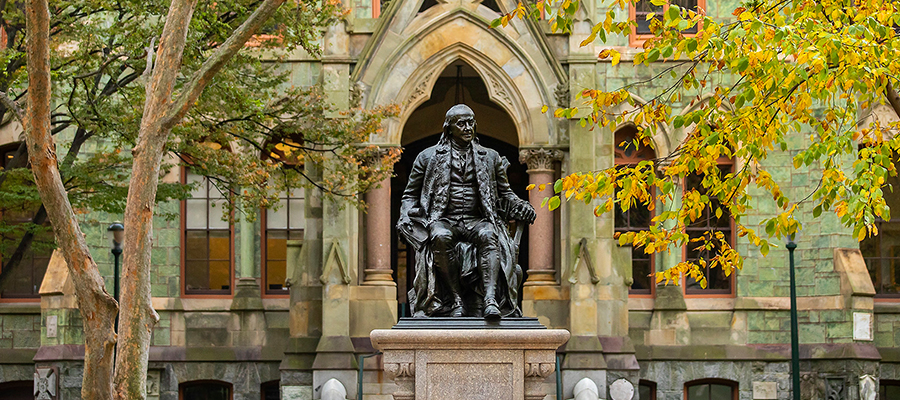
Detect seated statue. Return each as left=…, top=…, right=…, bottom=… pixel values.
left=397, top=104, right=536, bottom=319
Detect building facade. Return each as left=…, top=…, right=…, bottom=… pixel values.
left=1, top=0, right=900, bottom=399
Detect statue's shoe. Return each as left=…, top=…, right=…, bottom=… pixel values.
left=484, top=303, right=501, bottom=320
left=450, top=300, right=466, bottom=317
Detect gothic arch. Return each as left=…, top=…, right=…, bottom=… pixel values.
left=608, top=92, right=674, bottom=158
left=355, top=2, right=564, bottom=146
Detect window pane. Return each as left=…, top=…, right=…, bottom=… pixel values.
left=186, top=200, right=208, bottom=229
left=634, top=0, right=661, bottom=34
left=184, top=260, right=208, bottom=291
left=187, top=172, right=206, bottom=198
left=687, top=384, right=708, bottom=400
left=267, top=206, right=288, bottom=229
left=185, top=231, right=208, bottom=261
left=207, top=200, right=229, bottom=229
left=267, top=231, right=288, bottom=261
left=267, top=260, right=287, bottom=292
left=209, top=261, right=230, bottom=291
left=639, top=384, right=653, bottom=400
left=263, top=382, right=280, bottom=400
left=631, top=256, right=652, bottom=292
left=208, top=231, right=230, bottom=261
left=183, top=383, right=230, bottom=400
left=710, top=383, right=733, bottom=399
left=289, top=199, right=305, bottom=229
left=885, top=385, right=900, bottom=399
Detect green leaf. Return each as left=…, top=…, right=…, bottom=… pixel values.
left=548, top=196, right=561, bottom=210
left=554, top=179, right=563, bottom=193
left=813, top=205, right=822, bottom=218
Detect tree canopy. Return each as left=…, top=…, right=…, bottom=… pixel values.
left=500, top=0, right=900, bottom=287
left=1, top=0, right=398, bottom=293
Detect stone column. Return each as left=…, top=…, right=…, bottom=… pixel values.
left=363, top=148, right=398, bottom=286
left=519, top=147, right=564, bottom=285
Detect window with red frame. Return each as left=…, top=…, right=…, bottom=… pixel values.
left=261, top=138, right=305, bottom=296
left=684, top=160, right=734, bottom=295
left=183, top=169, right=232, bottom=295
left=263, top=187, right=303, bottom=295
left=685, top=379, right=737, bottom=400
left=859, top=151, right=900, bottom=297
left=0, top=142, right=52, bottom=299
left=631, top=0, right=704, bottom=43
left=614, top=127, right=656, bottom=295
left=639, top=380, right=657, bottom=400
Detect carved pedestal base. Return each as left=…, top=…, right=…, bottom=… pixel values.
left=371, top=328, right=569, bottom=400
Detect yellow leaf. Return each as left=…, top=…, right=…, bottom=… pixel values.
left=611, top=49, right=621, bottom=66
left=527, top=184, right=536, bottom=191
left=541, top=105, right=549, bottom=113
left=599, top=49, right=611, bottom=59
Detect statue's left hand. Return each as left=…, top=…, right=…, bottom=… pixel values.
left=514, top=202, right=537, bottom=224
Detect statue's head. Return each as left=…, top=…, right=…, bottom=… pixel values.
left=442, top=104, right=477, bottom=144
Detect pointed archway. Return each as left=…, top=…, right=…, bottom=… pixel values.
left=390, top=60, right=530, bottom=315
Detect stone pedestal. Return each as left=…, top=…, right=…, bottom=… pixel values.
left=371, top=321, right=569, bottom=400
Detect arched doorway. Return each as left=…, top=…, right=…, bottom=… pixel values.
left=390, top=60, right=530, bottom=316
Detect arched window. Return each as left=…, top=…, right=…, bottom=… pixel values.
left=614, top=126, right=656, bottom=296
left=261, top=380, right=280, bottom=400
left=180, top=380, right=232, bottom=400
left=684, top=157, right=735, bottom=296
left=685, top=379, right=737, bottom=400
left=0, top=380, right=34, bottom=400
left=182, top=168, right=233, bottom=295
left=0, top=141, right=52, bottom=300
left=261, top=138, right=305, bottom=297
left=639, top=380, right=657, bottom=400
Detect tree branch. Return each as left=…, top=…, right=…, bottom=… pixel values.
left=161, top=0, right=287, bottom=130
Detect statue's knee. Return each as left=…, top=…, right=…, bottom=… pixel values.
left=431, top=231, right=453, bottom=250
left=475, top=228, right=498, bottom=246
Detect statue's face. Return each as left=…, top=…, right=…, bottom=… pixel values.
left=448, top=113, right=476, bottom=143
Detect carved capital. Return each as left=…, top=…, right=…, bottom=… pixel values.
left=384, top=361, right=416, bottom=380
left=359, top=146, right=401, bottom=171
left=384, top=362, right=415, bottom=400
left=524, top=361, right=555, bottom=400
left=519, top=148, right=564, bottom=172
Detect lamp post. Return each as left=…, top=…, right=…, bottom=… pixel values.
left=786, top=234, right=800, bottom=400
left=107, top=223, right=124, bottom=303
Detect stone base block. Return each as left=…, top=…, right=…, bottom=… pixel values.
left=371, top=328, right=569, bottom=400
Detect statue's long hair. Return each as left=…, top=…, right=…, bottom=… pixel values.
left=439, top=104, right=478, bottom=145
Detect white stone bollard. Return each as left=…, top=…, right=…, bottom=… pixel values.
left=321, top=378, right=347, bottom=400
left=573, top=377, right=600, bottom=400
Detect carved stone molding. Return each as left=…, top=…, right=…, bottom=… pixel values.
left=372, top=329, right=569, bottom=400
left=34, top=366, right=58, bottom=400
left=350, top=81, right=366, bottom=109
left=488, top=75, right=514, bottom=111
left=524, top=350, right=557, bottom=400
left=404, top=70, right=435, bottom=114
left=555, top=83, right=569, bottom=108
left=519, top=148, right=564, bottom=172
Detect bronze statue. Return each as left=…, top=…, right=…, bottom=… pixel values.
left=398, top=104, right=536, bottom=319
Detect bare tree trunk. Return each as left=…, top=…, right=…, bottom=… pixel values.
left=23, top=1, right=118, bottom=400
left=113, top=0, right=285, bottom=398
